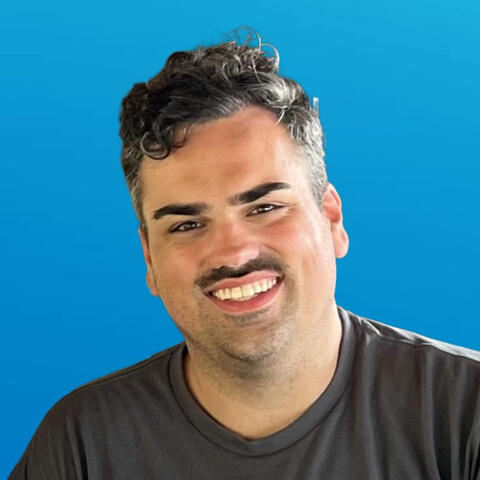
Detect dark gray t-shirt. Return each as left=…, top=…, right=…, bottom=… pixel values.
left=9, top=307, right=480, bottom=479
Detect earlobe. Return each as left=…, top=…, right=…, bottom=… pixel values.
left=138, top=227, right=160, bottom=297
left=322, top=183, right=350, bottom=259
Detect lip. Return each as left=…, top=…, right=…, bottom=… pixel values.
left=204, top=277, right=284, bottom=315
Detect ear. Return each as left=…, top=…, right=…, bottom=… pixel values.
left=138, top=227, right=160, bottom=297
left=322, top=183, right=349, bottom=259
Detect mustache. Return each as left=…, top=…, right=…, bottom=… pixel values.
left=198, top=257, right=284, bottom=290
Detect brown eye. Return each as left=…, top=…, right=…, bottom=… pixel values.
left=249, top=204, right=282, bottom=216
left=170, top=221, right=202, bottom=233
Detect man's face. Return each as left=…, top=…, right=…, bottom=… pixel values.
left=139, top=106, right=348, bottom=364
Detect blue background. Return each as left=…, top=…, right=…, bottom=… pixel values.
left=2, top=0, right=479, bottom=475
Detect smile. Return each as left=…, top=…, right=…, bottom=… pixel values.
left=204, top=276, right=284, bottom=314
left=210, top=277, right=279, bottom=301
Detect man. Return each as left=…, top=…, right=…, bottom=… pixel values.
left=10, top=30, right=480, bottom=479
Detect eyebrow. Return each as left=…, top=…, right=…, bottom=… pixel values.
left=152, top=182, right=292, bottom=221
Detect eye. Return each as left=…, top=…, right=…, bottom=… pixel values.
left=249, top=204, right=283, bottom=216
left=170, top=221, right=202, bottom=233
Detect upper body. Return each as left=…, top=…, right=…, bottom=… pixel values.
left=10, top=29, right=480, bottom=478
left=9, top=307, right=480, bottom=479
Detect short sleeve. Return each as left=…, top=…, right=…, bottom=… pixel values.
left=8, top=402, right=86, bottom=480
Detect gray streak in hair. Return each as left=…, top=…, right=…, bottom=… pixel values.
left=119, top=27, right=328, bottom=234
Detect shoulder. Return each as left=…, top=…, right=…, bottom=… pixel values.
left=49, top=342, right=183, bottom=418
left=343, top=307, right=480, bottom=411
left=339, top=307, right=480, bottom=475
left=9, top=343, right=184, bottom=479
left=340, top=306, right=480, bottom=402
left=343, top=306, right=480, bottom=366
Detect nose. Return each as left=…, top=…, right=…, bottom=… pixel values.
left=204, top=220, right=260, bottom=271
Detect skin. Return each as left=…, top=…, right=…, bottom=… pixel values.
left=138, top=106, right=349, bottom=439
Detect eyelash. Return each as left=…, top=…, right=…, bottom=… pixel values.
left=170, top=204, right=283, bottom=233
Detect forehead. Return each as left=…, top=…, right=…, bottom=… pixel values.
left=140, top=106, right=308, bottom=205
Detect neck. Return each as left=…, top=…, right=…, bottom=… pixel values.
left=183, top=302, right=343, bottom=440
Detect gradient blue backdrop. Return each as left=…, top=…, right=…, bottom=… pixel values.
left=2, top=0, right=479, bottom=475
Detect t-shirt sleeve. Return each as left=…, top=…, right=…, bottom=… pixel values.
left=8, top=403, right=86, bottom=480
left=468, top=392, right=480, bottom=479
left=470, top=435, right=480, bottom=480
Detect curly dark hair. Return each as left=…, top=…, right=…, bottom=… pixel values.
left=119, top=28, right=327, bottom=231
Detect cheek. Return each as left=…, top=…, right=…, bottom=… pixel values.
left=150, top=246, right=198, bottom=297
left=269, top=212, right=325, bottom=255
left=271, top=215, right=335, bottom=287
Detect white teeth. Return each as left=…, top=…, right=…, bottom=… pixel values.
left=231, top=287, right=243, bottom=300
left=212, top=278, right=278, bottom=301
left=241, top=284, right=255, bottom=297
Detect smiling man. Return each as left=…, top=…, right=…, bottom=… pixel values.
left=10, top=31, right=480, bottom=479
left=137, top=105, right=346, bottom=440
